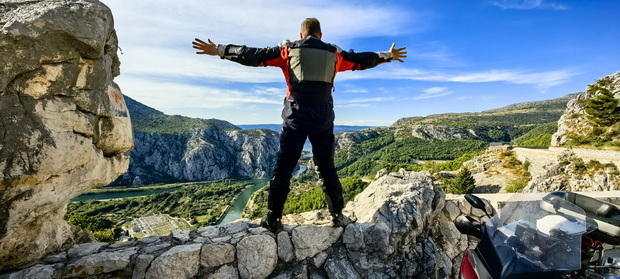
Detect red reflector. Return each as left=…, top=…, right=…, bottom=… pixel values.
left=460, top=250, right=479, bottom=279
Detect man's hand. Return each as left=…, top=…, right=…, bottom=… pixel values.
left=193, top=38, right=218, bottom=56
left=389, top=43, right=407, bottom=63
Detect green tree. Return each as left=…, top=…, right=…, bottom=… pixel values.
left=449, top=168, right=476, bottom=194
left=585, top=77, right=620, bottom=126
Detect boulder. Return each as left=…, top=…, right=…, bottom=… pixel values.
left=291, top=226, right=343, bottom=260
left=63, top=247, right=138, bottom=277
left=145, top=244, right=202, bottom=279
left=201, top=243, right=236, bottom=269
left=0, top=0, right=132, bottom=271
left=236, top=234, right=277, bottom=279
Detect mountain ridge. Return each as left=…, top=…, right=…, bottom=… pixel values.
left=393, top=93, right=578, bottom=127
left=124, top=96, right=241, bottom=134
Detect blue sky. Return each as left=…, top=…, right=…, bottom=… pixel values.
left=102, top=0, right=619, bottom=126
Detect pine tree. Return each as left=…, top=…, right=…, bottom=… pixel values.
left=585, top=77, right=620, bottom=126
left=449, top=168, right=476, bottom=194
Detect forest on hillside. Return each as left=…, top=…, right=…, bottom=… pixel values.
left=65, top=181, right=248, bottom=242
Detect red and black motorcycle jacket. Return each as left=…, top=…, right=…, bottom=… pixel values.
left=216, top=35, right=393, bottom=105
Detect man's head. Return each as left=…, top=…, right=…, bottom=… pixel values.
left=300, top=18, right=322, bottom=39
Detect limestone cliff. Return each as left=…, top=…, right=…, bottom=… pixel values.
left=0, top=0, right=132, bottom=271
left=123, top=128, right=278, bottom=184
left=113, top=97, right=279, bottom=185
left=1, top=170, right=485, bottom=279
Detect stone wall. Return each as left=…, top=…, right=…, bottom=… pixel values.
left=1, top=170, right=487, bottom=279
left=0, top=0, right=132, bottom=271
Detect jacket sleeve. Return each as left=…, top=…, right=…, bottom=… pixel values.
left=337, top=50, right=393, bottom=72
left=217, top=44, right=283, bottom=67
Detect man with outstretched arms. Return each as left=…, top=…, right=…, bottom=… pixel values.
left=193, top=18, right=407, bottom=233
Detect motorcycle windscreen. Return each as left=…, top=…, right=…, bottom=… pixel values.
left=482, top=192, right=587, bottom=279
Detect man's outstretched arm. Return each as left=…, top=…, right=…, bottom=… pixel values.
left=337, top=42, right=407, bottom=72
left=192, top=38, right=282, bottom=67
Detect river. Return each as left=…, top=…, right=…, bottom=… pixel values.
left=217, top=164, right=306, bottom=224
left=218, top=179, right=269, bottom=224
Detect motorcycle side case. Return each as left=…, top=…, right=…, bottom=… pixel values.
left=546, top=191, right=620, bottom=245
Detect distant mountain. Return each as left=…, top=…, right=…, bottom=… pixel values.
left=113, top=97, right=279, bottom=186
left=125, top=96, right=239, bottom=134
left=393, top=93, right=578, bottom=127
left=238, top=124, right=374, bottom=134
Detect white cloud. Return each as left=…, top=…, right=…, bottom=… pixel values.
left=335, top=103, right=372, bottom=108
left=334, top=96, right=396, bottom=108
left=119, top=46, right=284, bottom=83
left=343, top=97, right=396, bottom=103
left=347, top=67, right=579, bottom=89
left=343, top=88, right=370, bottom=94
left=491, top=0, right=568, bottom=10
left=253, top=86, right=286, bottom=98
left=444, top=69, right=578, bottom=88
left=410, top=87, right=453, bottom=100
left=118, top=76, right=281, bottom=111
left=104, top=0, right=415, bottom=48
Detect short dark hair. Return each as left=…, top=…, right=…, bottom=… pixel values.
left=301, top=18, right=321, bottom=37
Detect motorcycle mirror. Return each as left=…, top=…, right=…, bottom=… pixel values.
left=454, top=215, right=482, bottom=239
left=465, top=194, right=492, bottom=218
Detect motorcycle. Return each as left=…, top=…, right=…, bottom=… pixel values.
left=454, top=191, right=620, bottom=279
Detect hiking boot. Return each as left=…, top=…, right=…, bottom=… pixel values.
left=260, top=215, right=283, bottom=233
left=331, top=212, right=344, bottom=227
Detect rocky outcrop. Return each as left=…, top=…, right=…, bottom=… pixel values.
left=334, top=128, right=386, bottom=151
left=522, top=148, right=620, bottom=193
left=0, top=0, right=131, bottom=271
left=552, top=72, right=620, bottom=146
left=409, top=124, right=478, bottom=141
left=462, top=145, right=620, bottom=193
left=1, top=170, right=485, bottom=279
left=114, top=128, right=278, bottom=185
left=463, top=146, right=517, bottom=193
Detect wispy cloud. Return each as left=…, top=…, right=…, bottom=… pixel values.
left=347, top=67, right=579, bottom=89
left=335, top=96, right=396, bottom=108
left=491, top=0, right=569, bottom=10
left=410, top=87, right=453, bottom=100
left=344, top=97, right=396, bottom=103
left=444, top=69, right=578, bottom=88
left=343, top=88, right=370, bottom=94
left=117, top=76, right=281, bottom=110
left=335, top=103, right=372, bottom=108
